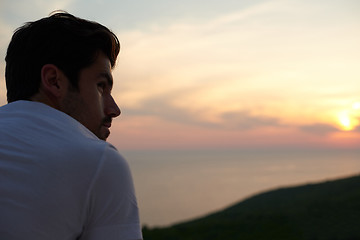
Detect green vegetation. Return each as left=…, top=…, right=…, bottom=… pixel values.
left=143, top=175, right=360, bottom=240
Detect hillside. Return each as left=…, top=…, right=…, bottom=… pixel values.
left=143, top=174, right=360, bottom=240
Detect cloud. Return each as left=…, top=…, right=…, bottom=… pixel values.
left=113, top=0, right=360, bottom=130
left=220, top=111, right=280, bottom=130
left=299, top=123, right=339, bottom=136
left=124, top=91, right=219, bottom=129
left=0, top=0, right=75, bottom=20
left=122, top=85, right=284, bottom=132
left=354, top=120, right=360, bottom=132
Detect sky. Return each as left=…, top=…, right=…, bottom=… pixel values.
left=0, top=0, right=359, bottom=151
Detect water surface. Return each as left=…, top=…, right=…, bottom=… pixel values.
left=122, top=148, right=360, bottom=227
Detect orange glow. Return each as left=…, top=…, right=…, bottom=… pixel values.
left=337, top=110, right=359, bottom=131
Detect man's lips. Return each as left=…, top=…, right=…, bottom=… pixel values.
left=102, top=122, right=111, bottom=128
left=102, top=116, right=112, bottom=128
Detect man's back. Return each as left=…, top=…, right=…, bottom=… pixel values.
left=0, top=101, right=142, bottom=240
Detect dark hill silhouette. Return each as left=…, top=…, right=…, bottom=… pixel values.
left=143, top=174, right=360, bottom=240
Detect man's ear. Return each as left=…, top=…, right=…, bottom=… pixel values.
left=40, top=64, right=67, bottom=98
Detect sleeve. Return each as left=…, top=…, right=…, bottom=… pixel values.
left=79, top=145, right=143, bottom=240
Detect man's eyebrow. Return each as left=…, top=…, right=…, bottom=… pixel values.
left=99, top=72, right=113, bottom=87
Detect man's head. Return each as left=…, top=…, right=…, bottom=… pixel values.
left=5, top=12, right=121, bottom=140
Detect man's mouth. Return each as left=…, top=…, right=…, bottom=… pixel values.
left=102, top=117, right=112, bottom=128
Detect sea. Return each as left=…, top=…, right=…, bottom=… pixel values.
left=121, top=148, right=360, bottom=228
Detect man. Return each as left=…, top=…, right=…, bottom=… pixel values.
left=0, top=12, right=143, bottom=240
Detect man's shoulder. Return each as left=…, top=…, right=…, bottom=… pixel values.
left=71, top=138, right=118, bottom=158
left=0, top=100, right=99, bottom=141
left=0, top=101, right=125, bottom=168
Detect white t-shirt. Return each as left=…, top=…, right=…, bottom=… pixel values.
left=0, top=101, right=143, bottom=240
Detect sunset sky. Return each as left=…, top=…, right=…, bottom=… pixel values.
left=1, top=0, right=359, bottom=150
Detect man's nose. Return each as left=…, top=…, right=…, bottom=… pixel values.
left=104, top=95, right=121, bottom=118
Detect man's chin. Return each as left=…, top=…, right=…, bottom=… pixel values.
left=98, top=127, right=110, bottom=141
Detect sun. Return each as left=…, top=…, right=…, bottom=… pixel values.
left=338, top=112, right=352, bottom=131
left=353, top=102, right=360, bottom=110
left=337, top=107, right=359, bottom=131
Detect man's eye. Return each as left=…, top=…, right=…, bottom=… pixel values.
left=97, top=82, right=106, bottom=93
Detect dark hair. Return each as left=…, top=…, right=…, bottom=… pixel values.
left=5, top=11, right=120, bottom=103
